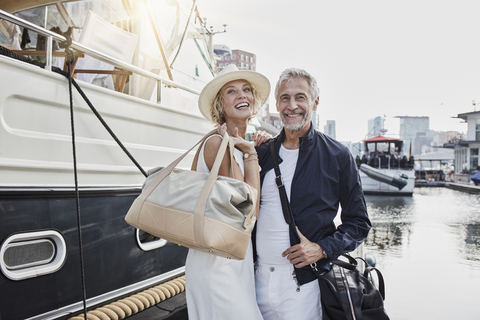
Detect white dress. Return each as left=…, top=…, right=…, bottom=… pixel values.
left=185, top=134, right=262, bottom=320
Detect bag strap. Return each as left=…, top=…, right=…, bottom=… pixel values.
left=329, top=255, right=358, bottom=270
left=353, top=257, right=385, bottom=300
left=332, top=265, right=357, bottom=320
left=364, top=266, right=386, bottom=300
left=269, top=140, right=302, bottom=245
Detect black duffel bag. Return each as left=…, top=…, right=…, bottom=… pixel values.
left=312, top=254, right=390, bottom=320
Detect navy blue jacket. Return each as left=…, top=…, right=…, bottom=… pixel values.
left=254, top=124, right=371, bottom=285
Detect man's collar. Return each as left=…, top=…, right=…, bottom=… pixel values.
left=299, top=122, right=315, bottom=142
left=277, top=122, right=315, bottom=148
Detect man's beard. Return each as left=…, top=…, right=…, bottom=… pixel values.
left=282, top=109, right=311, bottom=131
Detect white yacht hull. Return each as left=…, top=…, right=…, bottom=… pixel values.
left=0, top=55, right=213, bottom=188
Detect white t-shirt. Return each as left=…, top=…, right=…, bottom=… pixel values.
left=256, top=144, right=299, bottom=265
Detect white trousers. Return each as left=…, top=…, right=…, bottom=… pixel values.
left=255, top=263, right=322, bottom=320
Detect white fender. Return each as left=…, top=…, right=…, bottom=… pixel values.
left=360, top=164, right=407, bottom=190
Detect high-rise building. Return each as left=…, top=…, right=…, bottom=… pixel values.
left=395, top=116, right=430, bottom=156
left=367, top=116, right=385, bottom=138
left=216, top=49, right=256, bottom=71
left=324, top=120, right=336, bottom=140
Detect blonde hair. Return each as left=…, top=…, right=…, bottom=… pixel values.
left=210, top=80, right=263, bottom=126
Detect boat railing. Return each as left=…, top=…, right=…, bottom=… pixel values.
left=0, top=8, right=201, bottom=97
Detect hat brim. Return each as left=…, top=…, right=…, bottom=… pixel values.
left=198, top=70, right=271, bottom=123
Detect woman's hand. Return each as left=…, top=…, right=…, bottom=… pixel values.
left=252, top=130, right=272, bottom=146
left=217, top=124, right=255, bottom=155
left=217, top=123, right=228, bottom=138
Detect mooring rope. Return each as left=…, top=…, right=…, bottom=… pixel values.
left=66, top=46, right=88, bottom=320
left=62, top=68, right=148, bottom=178
left=67, top=275, right=186, bottom=320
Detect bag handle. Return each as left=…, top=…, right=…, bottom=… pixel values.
left=364, top=266, right=386, bottom=300
left=328, top=256, right=386, bottom=301
left=192, top=131, right=237, bottom=246
left=130, top=129, right=235, bottom=228
left=191, top=131, right=235, bottom=178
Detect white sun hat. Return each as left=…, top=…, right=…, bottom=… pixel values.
left=198, top=64, right=271, bottom=123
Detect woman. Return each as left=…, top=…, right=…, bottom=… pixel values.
left=185, top=64, right=271, bottom=320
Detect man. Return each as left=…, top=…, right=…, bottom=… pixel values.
left=254, top=68, right=371, bottom=319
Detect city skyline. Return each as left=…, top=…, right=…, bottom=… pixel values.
left=197, top=0, right=479, bottom=142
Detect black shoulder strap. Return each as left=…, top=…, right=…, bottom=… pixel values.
left=269, top=140, right=301, bottom=244
left=269, top=139, right=292, bottom=225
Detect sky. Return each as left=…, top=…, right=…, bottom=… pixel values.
left=195, top=0, right=480, bottom=142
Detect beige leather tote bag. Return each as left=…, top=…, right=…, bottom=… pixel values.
left=125, top=130, right=257, bottom=260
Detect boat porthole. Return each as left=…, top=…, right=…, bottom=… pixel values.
left=135, top=229, right=167, bottom=251
left=0, top=230, right=67, bottom=281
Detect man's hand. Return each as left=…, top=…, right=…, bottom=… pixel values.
left=252, top=130, right=272, bottom=146
left=281, top=227, right=325, bottom=268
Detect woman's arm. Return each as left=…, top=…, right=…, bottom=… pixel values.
left=204, top=127, right=261, bottom=218
left=233, top=134, right=261, bottom=218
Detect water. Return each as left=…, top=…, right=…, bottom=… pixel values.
left=364, top=188, right=480, bottom=319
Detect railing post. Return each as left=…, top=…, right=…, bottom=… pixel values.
left=45, top=36, right=53, bottom=71
left=157, top=80, right=162, bottom=103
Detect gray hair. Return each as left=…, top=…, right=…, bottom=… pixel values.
left=274, top=68, right=319, bottom=102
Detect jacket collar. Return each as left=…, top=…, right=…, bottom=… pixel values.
left=277, top=121, right=315, bottom=150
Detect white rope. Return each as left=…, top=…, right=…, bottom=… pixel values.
left=68, top=275, right=186, bottom=320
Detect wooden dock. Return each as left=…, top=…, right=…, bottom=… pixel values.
left=415, top=180, right=480, bottom=194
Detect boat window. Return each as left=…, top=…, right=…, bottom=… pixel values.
left=476, top=119, right=480, bottom=141
left=63, top=0, right=130, bottom=27
left=136, top=229, right=167, bottom=251
left=0, top=24, right=9, bottom=45
left=470, top=148, right=479, bottom=171
left=4, top=239, right=55, bottom=270
left=455, top=148, right=468, bottom=173
left=17, top=5, right=69, bottom=31
left=388, top=142, right=397, bottom=153
left=0, top=230, right=66, bottom=281
left=378, top=143, right=389, bottom=153
left=15, top=5, right=69, bottom=49
left=366, top=142, right=378, bottom=153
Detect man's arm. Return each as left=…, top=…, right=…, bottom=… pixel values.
left=317, top=153, right=371, bottom=260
